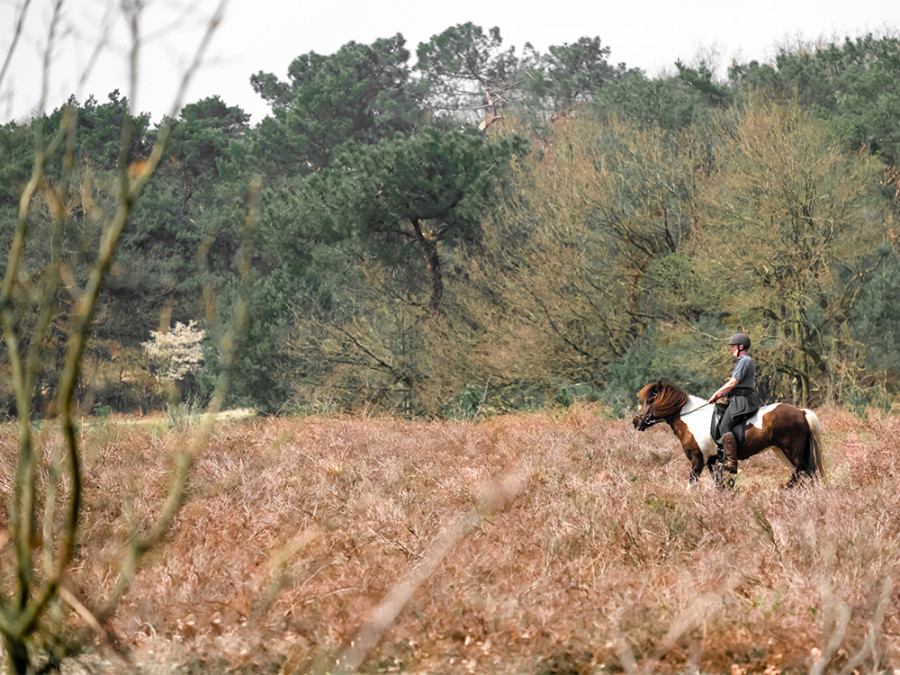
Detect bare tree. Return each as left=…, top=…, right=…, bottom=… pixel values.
left=0, top=1, right=256, bottom=671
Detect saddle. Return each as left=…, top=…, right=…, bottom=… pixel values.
left=711, top=401, right=757, bottom=449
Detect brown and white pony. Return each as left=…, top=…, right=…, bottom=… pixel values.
left=632, top=381, right=824, bottom=487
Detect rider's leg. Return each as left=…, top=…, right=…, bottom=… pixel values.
left=721, top=432, right=738, bottom=474
left=717, top=402, right=739, bottom=474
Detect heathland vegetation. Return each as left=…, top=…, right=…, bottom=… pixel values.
left=3, top=406, right=899, bottom=673
left=2, top=1, right=900, bottom=671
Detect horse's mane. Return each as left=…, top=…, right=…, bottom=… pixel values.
left=638, top=382, right=689, bottom=418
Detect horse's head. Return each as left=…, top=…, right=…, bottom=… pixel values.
left=632, top=381, right=662, bottom=431
left=632, top=381, right=688, bottom=431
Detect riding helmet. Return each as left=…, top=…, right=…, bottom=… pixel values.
left=728, top=333, right=751, bottom=349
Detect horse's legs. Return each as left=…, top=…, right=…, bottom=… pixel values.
left=687, top=453, right=705, bottom=485
left=716, top=464, right=735, bottom=489
left=779, top=437, right=813, bottom=487
left=706, top=455, right=733, bottom=489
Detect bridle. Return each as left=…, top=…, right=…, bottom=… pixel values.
left=633, top=400, right=713, bottom=430
left=633, top=410, right=669, bottom=430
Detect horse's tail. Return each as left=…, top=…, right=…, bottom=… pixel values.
left=803, top=409, right=825, bottom=479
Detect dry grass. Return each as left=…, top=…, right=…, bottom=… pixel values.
left=2, top=405, right=899, bottom=673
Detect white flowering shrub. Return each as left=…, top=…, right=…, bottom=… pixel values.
left=142, top=320, right=206, bottom=387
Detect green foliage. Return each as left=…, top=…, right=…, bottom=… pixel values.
left=0, top=121, right=35, bottom=207
left=322, top=126, right=527, bottom=314
left=250, top=35, right=423, bottom=174
left=554, top=381, right=602, bottom=408
left=451, top=384, right=488, bottom=418
left=850, top=251, right=900, bottom=389
left=674, top=59, right=731, bottom=108
left=3, top=27, right=899, bottom=417
left=415, top=23, right=523, bottom=123
left=529, top=37, right=628, bottom=114
left=163, top=96, right=249, bottom=195
left=73, top=91, right=151, bottom=169
left=591, top=69, right=717, bottom=130
left=844, top=381, right=893, bottom=418
left=600, top=328, right=719, bottom=416
left=199, top=268, right=301, bottom=413
left=730, top=34, right=900, bottom=163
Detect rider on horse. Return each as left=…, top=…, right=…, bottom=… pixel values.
left=708, top=333, right=761, bottom=474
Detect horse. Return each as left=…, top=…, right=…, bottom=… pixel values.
left=632, top=381, right=824, bottom=487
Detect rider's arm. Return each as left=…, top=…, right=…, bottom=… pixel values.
left=708, top=377, right=739, bottom=404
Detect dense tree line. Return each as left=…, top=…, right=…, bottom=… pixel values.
left=1, top=26, right=898, bottom=417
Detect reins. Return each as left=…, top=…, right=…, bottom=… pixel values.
left=636, top=400, right=713, bottom=429
left=680, top=401, right=713, bottom=418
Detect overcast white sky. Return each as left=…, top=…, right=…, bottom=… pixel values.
left=0, top=0, right=897, bottom=126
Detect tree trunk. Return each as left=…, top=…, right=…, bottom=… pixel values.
left=411, top=218, right=444, bottom=315
left=793, top=319, right=812, bottom=405
left=3, top=631, right=30, bottom=674
left=423, top=239, right=444, bottom=315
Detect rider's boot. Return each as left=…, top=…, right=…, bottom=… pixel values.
left=722, top=433, right=738, bottom=474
